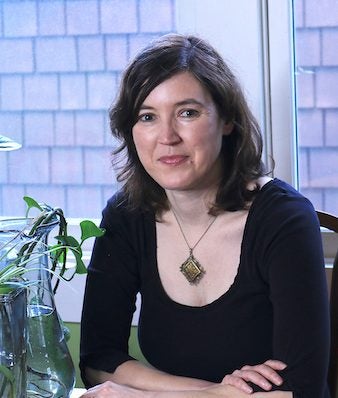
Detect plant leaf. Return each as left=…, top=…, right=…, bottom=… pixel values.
left=0, top=364, right=15, bottom=382
left=0, top=283, right=18, bottom=294
left=49, top=244, right=66, bottom=264
left=80, top=220, right=105, bottom=241
left=23, top=196, right=43, bottom=217
left=72, top=250, right=87, bottom=274
left=0, top=281, right=35, bottom=294
left=0, top=264, right=27, bottom=282
left=55, top=235, right=80, bottom=249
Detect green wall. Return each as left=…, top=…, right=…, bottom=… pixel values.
left=66, top=323, right=144, bottom=388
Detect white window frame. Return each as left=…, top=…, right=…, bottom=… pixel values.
left=266, top=0, right=337, bottom=265
left=261, top=0, right=298, bottom=186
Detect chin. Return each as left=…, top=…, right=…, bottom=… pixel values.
left=152, top=172, right=209, bottom=191
left=152, top=175, right=190, bottom=190
left=160, top=181, right=199, bottom=191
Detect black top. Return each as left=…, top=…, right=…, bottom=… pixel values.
left=80, top=179, right=330, bottom=397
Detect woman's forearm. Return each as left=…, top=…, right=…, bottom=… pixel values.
left=80, top=382, right=250, bottom=398
left=148, top=386, right=293, bottom=398
left=147, top=385, right=292, bottom=398
left=85, top=360, right=214, bottom=392
left=84, top=361, right=292, bottom=398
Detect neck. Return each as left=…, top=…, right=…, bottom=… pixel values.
left=166, top=188, right=217, bottom=226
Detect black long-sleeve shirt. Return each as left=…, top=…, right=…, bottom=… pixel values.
left=80, top=179, right=330, bottom=397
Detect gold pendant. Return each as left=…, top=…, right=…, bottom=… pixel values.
left=180, top=253, right=205, bottom=285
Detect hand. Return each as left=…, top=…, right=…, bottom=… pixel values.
left=80, top=381, right=147, bottom=398
left=221, top=359, right=287, bottom=394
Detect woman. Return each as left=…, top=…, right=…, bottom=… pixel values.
left=80, top=34, right=330, bottom=397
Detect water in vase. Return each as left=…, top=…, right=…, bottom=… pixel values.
left=27, top=304, right=75, bottom=398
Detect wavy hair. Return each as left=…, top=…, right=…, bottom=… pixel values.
left=109, top=33, right=267, bottom=215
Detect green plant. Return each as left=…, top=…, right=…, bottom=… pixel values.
left=0, top=364, right=15, bottom=398
left=0, top=264, right=37, bottom=295
left=0, top=196, right=105, bottom=294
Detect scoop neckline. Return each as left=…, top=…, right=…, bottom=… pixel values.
left=151, top=178, right=277, bottom=311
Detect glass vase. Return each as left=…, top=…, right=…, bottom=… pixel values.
left=0, top=218, right=75, bottom=398
left=0, top=288, right=27, bottom=398
left=0, top=219, right=29, bottom=398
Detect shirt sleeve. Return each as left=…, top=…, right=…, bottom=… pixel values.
left=79, top=197, right=141, bottom=388
left=256, top=192, right=330, bottom=397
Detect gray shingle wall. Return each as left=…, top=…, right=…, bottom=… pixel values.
left=295, top=0, right=338, bottom=214
left=0, top=0, right=175, bottom=218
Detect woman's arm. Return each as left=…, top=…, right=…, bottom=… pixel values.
left=84, top=360, right=214, bottom=391
left=254, top=190, right=330, bottom=396
left=84, top=360, right=294, bottom=396
left=80, top=380, right=292, bottom=398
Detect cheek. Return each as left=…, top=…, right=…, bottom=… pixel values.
left=193, top=124, right=224, bottom=151
left=132, top=129, right=145, bottom=152
left=132, top=131, right=153, bottom=167
left=131, top=128, right=140, bottom=148
left=194, top=136, right=224, bottom=165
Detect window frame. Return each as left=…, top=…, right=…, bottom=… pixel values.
left=262, top=0, right=298, bottom=186
left=266, top=0, right=338, bottom=265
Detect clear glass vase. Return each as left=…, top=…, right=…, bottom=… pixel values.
left=0, top=218, right=75, bottom=398
left=0, top=288, right=27, bottom=398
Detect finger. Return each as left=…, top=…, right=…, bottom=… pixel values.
left=222, top=374, right=253, bottom=394
left=233, top=369, right=273, bottom=391
left=264, top=359, right=287, bottom=370
left=241, top=364, right=283, bottom=386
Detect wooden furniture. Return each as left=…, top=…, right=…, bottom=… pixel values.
left=317, top=210, right=338, bottom=398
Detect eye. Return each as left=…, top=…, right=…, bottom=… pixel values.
left=180, top=109, right=200, bottom=118
left=138, top=113, right=155, bottom=122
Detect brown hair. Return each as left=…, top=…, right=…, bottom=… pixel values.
left=109, top=33, right=267, bottom=215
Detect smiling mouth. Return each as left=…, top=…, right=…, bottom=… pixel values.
left=158, top=155, right=189, bottom=165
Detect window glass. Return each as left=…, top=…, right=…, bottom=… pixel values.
left=294, top=0, right=338, bottom=215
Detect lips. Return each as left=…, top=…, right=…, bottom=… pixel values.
left=158, top=155, right=188, bottom=165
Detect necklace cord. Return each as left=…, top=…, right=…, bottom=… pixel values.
left=171, top=209, right=218, bottom=251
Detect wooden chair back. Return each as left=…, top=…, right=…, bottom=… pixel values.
left=317, top=210, right=338, bottom=398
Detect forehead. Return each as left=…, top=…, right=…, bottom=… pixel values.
left=141, top=71, right=213, bottom=105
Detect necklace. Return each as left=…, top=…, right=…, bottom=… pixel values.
left=172, top=209, right=218, bottom=285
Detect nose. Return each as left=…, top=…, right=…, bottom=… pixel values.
left=158, top=118, right=181, bottom=145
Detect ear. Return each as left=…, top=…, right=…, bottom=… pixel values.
left=222, top=122, right=234, bottom=136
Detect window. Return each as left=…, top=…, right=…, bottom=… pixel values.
left=294, top=0, right=338, bottom=216
left=267, top=0, right=338, bottom=264
left=267, top=0, right=338, bottom=216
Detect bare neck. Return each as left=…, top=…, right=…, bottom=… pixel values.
left=165, top=189, right=217, bottom=226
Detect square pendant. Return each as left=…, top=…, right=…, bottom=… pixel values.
left=180, top=256, right=205, bottom=285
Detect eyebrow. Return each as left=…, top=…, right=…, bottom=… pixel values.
left=139, top=98, right=206, bottom=111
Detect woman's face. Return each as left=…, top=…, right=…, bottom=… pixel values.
left=132, top=72, right=233, bottom=193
